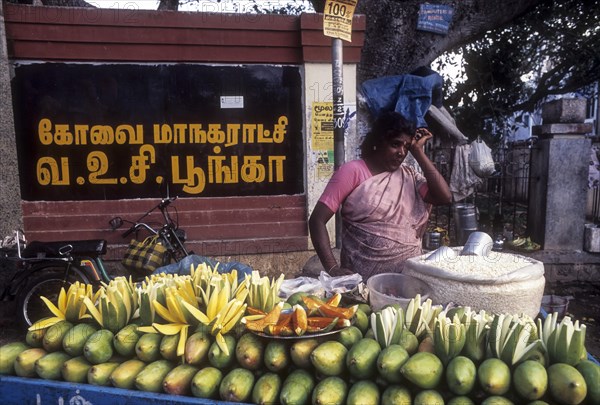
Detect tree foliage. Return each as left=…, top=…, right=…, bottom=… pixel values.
left=436, top=0, right=600, bottom=141
left=5, top=0, right=599, bottom=142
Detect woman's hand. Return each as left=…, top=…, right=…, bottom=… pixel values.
left=410, top=128, right=433, bottom=153
left=329, top=265, right=354, bottom=277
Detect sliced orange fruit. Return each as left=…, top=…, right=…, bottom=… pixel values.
left=301, top=296, right=325, bottom=316
left=325, top=293, right=342, bottom=307
left=307, top=316, right=349, bottom=329
left=242, top=301, right=283, bottom=332
left=292, top=305, right=308, bottom=336
left=318, top=303, right=358, bottom=320
left=264, top=324, right=294, bottom=336
left=276, top=312, right=293, bottom=327
left=306, top=316, right=339, bottom=333
left=246, top=306, right=266, bottom=316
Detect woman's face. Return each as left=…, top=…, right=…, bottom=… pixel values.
left=379, top=132, right=413, bottom=172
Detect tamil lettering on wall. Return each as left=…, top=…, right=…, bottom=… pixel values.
left=11, top=63, right=304, bottom=200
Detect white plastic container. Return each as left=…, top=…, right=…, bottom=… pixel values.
left=367, top=273, right=431, bottom=312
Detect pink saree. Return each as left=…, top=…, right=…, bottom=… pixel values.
left=340, top=166, right=431, bottom=279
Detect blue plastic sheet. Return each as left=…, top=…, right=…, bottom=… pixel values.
left=153, top=254, right=252, bottom=283
left=360, top=70, right=443, bottom=128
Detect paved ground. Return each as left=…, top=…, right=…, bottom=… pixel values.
left=545, top=280, right=600, bottom=360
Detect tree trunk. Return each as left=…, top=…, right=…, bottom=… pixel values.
left=41, top=0, right=94, bottom=6
left=355, top=0, right=542, bottom=82
left=158, top=0, right=179, bottom=11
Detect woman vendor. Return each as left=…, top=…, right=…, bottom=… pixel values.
left=309, top=111, right=452, bottom=280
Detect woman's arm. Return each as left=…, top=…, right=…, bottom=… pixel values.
left=411, top=129, right=452, bottom=205
left=308, top=202, right=353, bottom=276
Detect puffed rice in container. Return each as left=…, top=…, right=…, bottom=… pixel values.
left=403, top=248, right=545, bottom=318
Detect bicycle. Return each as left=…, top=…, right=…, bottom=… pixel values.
left=0, top=196, right=190, bottom=327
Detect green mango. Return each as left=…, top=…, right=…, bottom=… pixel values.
left=446, top=355, right=477, bottom=396
left=576, top=360, right=600, bottom=405
left=61, top=356, right=92, bottom=383
left=346, top=380, right=380, bottom=405
left=235, top=332, right=264, bottom=371
left=252, top=372, right=282, bottom=405
left=481, top=396, right=514, bottom=405
left=290, top=338, right=319, bottom=369
left=280, top=369, right=315, bottom=405
left=42, top=321, right=73, bottom=352
left=113, top=324, right=142, bottom=357
left=185, top=332, right=212, bottom=366
left=208, top=334, right=237, bottom=370
left=35, top=351, right=71, bottom=380
left=447, top=396, right=475, bottom=405
left=219, top=368, right=255, bottom=403
left=264, top=340, right=290, bottom=373
left=414, top=389, right=445, bottom=405
left=83, top=329, right=114, bottom=364
left=547, top=363, right=588, bottom=405
left=135, top=333, right=162, bottom=363
left=381, top=385, right=412, bottom=405
left=191, top=366, right=223, bottom=399
left=337, top=326, right=363, bottom=349
left=14, top=348, right=47, bottom=377
left=62, top=323, right=97, bottom=356
left=163, top=364, right=199, bottom=396
left=25, top=327, right=45, bottom=348
left=87, top=362, right=120, bottom=386
left=400, top=351, right=444, bottom=389
left=477, top=358, right=511, bottom=396
left=310, top=340, right=347, bottom=376
left=346, top=337, right=381, bottom=379
left=135, top=359, right=175, bottom=392
left=109, top=359, right=146, bottom=389
left=159, top=334, right=180, bottom=361
left=0, top=342, right=30, bottom=375
left=513, top=360, right=548, bottom=401
left=311, top=376, right=347, bottom=405
left=377, top=344, right=410, bottom=384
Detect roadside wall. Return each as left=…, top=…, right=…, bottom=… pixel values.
left=0, top=2, right=22, bottom=236
left=1, top=4, right=365, bottom=277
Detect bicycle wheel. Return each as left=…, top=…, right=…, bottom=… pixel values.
left=17, top=266, right=90, bottom=327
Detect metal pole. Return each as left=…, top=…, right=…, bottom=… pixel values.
left=332, top=38, right=344, bottom=248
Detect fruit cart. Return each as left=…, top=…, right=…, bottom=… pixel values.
left=0, top=258, right=598, bottom=405
left=0, top=375, right=244, bottom=405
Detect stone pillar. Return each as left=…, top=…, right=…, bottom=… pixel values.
left=0, top=2, right=23, bottom=236
left=528, top=98, right=592, bottom=250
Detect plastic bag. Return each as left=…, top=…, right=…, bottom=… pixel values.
left=279, top=277, right=326, bottom=299
left=469, top=137, right=495, bottom=177
left=278, top=271, right=363, bottom=299
left=318, top=271, right=363, bottom=295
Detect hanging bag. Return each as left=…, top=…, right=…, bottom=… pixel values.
left=469, top=137, right=496, bottom=177
left=122, top=235, right=168, bottom=274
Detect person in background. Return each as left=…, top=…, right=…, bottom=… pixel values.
left=309, top=111, right=452, bottom=280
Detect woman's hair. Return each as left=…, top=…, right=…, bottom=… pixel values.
left=360, top=111, right=416, bottom=158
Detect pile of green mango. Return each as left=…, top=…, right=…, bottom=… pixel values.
left=1, top=305, right=599, bottom=405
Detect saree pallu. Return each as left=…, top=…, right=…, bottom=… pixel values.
left=340, top=166, right=431, bottom=279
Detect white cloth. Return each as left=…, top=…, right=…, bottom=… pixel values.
left=450, top=143, right=482, bottom=201
left=589, top=145, right=600, bottom=189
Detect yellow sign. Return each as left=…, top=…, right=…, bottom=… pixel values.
left=323, top=0, right=358, bottom=42
left=311, top=102, right=334, bottom=151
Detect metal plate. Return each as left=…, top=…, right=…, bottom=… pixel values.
left=250, top=324, right=350, bottom=340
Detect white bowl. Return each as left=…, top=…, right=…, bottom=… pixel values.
left=367, top=273, right=431, bottom=312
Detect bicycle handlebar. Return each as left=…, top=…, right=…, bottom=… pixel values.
left=114, top=196, right=179, bottom=239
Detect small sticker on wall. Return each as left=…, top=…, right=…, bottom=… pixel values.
left=221, top=96, right=244, bottom=109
